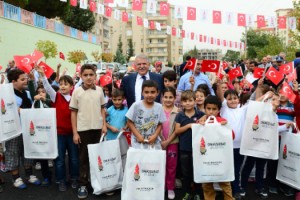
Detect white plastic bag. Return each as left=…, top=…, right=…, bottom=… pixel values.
left=192, top=116, right=234, bottom=183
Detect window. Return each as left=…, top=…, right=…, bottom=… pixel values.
left=158, top=39, right=164, bottom=43
left=141, top=48, right=144, bottom=53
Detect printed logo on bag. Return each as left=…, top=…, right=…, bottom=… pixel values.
left=134, top=164, right=140, bottom=181
left=1, top=99, right=6, bottom=114
left=29, top=121, right=35, bottom=136
left=98, top=155, right=103, bottom=171
left=283, top=144, right=287, bottom=159
left=200, top=137, right=207, bottom=155
left=252, top=115, right=259, bottom=131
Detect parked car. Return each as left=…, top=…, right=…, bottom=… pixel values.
left=85, top=61, right=107, bottom=75
left=107, top=62, right=120, bottom=72
left=119, top=64, right=127, bottom=75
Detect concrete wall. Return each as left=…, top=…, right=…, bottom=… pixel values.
left=0, top=17, right=101, bottom=74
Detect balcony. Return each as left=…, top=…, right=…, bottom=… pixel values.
left=148, top=34, right=167, bottom=39
left=147, top=43, right=168, bottom=48
left=148, top=52, right=168, bottom=56
left=147, top=15, right=168, bottom=21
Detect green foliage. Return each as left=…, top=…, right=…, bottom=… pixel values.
left=102, top=53, right=113, bottom=62
left=167, top=61, right=173, bottom=68
left=289, top=1, right=300, bottom=49
left=127, top=39, right=134, bottom=61
left=114, top=36, right=126, bottom=64
left=61, top=5, right=95, bottom=32
left=35, top=40, right=57, bottom=61
left=223, top=50, right=240, bottom=62
left=183, top=45, right=198, bottom=60
left=67, top=50, right=86, bottom=64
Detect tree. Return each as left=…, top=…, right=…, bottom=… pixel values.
left=101, top=53, right=113, bottom=62
left=91, top=50, right=102, bottom=62
left=223, top=50, right=240, bottom=62
left=61, top=5, right=95, bottom=32
left=114, top=36, right=126, bottom=64
left=242, top=29, right=268, bottom=59
left=35, top=40, right=57, bottom=62
left=67, top=50, right=86, bottom=64
left=127, top=39, right=134, bottom=61
left=183, top=46, right=198, bottom=61
left=289, top=1, right=300, bottom=45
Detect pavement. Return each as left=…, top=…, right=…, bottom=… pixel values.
left=0, top=166, right=296, bottom=200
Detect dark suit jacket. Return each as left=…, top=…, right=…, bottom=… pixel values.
left=121, top=72, right=163, bottom=108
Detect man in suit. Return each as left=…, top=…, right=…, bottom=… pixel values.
left=121, top=54, right=163, bottom=108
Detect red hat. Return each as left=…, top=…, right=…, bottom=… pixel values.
left=155, top=61, right=162, bottom=67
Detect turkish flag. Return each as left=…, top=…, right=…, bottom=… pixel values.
left=223, top=40, right=227, bottom=47
left=160, top=2, right=169, bottom=16
left=265, top=66, right=284, bottom=85
left=149, top=21, right=155, bottom=29
left=201, top=60, right=220, bottom=73
left=132, top=0, right=143, bottom=11
left=89, top=0, right=96, bottom=12
left=240, top=79, right=254, bottom=89
left=183, top=58, right=197, bottom=71
left=257, top=15, right=266, bottom=28
left=105, top=6, right=112, bottom=17
left=172, top=27, right=176, bottom=36
left=187, top=7, right=196, bottom=20
left=278, top=16, right=287, bottom=29
left=280, top=82, right=296, bottom=103
left=229, top=41, right=232, bottom=48
left=76, top=63, right=81, bottom=73
left=228, top=67, right=243, bottom=80
left=123, top=131, right=131, bottom=146
left=204, top=35, right=207, bottom=42
left=38, top=61, right=54, bottom=79
left=279, top=62, right=293, bottom=75
left=253, top=67, right=264, bottom=78
left=217, top=39, right=220, bottom=46
left=100, top=72, right=112, bottom=87
left=199, top=35, right=203, bottom=42
left=210, top=37, right=214, bottom=44
left=0, top=65, right=2, bottom=71
left=70, top=0, right=77, bottom=7
left=287, top=68, right=297, bottom=82
left=31, top=50, right=44, bottom=62
left=122, top=12, right=128, bottom=22
left=237, top=13, right=246, bottom=26
left=191, top=32, right=195, bottom=40
left=14, top=55, right=34, bottom=73
left=181, top=30, right=185, bottom=38
left=59, top=52, right=65, bottom=60
left=104, top=0, right=113, bottom=4
left=212, top=10, right=222, bottom=24
left=222, top=61, right=228, bottom=69
left=137, top=16, right=143, bottom=26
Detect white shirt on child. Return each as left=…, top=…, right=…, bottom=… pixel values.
left=220, top=100, right=248, bottom=149
left=126, top=100, right=166, bottom=149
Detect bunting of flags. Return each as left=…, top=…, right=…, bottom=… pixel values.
left=59, top=0, right=296, bottom=50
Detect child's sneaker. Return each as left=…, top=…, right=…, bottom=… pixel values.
left=27, top=175, right=41, bottom=185
left=58, top=181, right=67, bottom=192
left=78, top=186, right=88, bottom=199
left=182, top=193, right=193, bottom=200
left=255, top=188, right=268, bottom=199
left=71, top=179, right=78, bottom=189
left=48, top=160, right=53, bottom=168
left=13, top=177, right=27, bottom=189
left=175, top=178, right=182, bottom=188
left=168, top=190, right=175, bottom=199
left=35, top=162, right=41, bottom=170
left=239, top=188, right=246, bottom=197
left=41, top=178, right=50, bottom=187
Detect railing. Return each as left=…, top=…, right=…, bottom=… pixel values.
left=0, top=1, right=99, bottom=45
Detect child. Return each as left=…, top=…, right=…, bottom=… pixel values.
left=201, top=95, right=234, bottom=200
left=5, top=69, right=41, bottom=189
left=162, top=70, right=180, bottom=108
left=70, top=64, right=107, bottom=199
left=106, top=89, right=128, bottom=140
left=27, top=72, right=52, bottom=187
left=195, top=88, right=208, bottom=113
left=160, top=87, right=179, bottom=200
left=175, top=90, right=204, bottom=200
left=216, top=81, right=248, bottom=200
left=126, top=80, right=166, bottom=149
left=36, top=65, right=79, bottom=192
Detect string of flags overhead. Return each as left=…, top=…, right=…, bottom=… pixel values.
left=60, top=0, right=296, bottom=50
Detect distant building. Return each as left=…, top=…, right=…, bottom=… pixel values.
left=197, top=49, right=223, bottom=60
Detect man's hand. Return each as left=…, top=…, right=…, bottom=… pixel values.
left=189, top=75, right=195, bottom=86
left=73, top=133, right=81, bottom=144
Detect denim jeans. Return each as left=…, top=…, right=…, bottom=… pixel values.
left=231, top=149, right=244, bottom=195
left=241, top=156, right=267, bottom=190
left=55, top=135, right=79, bottom=182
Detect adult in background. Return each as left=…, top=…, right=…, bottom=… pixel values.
left=179, top=56, right=191, bottom=77
left=258, top=57, right=272, bottom=69
left=121, top=54, right=163, bottom=108
left=5, top=60, right=17, bottom=73
left=154, top=61, right=163, bottom=74
left=177, top=57, right=215, bottom=95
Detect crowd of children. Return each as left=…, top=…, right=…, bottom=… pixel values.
left=0, top=53, right=300, bottom=200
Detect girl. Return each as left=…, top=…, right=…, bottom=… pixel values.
left=195, top=88, right=208, bottom=113
left=160, top=87, right=179, bottom=200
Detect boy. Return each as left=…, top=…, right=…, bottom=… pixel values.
left=5, top=69, right=41, bottom=189
left=70, top=64, right=107, bottom=199
left=175, top=90, right=204, bottom=200
left=37, top=65, right=79, bottom=192
left=106, top=89, right=128, bottom=140
left=201, top=95, right=234, bottom=200
left=126, top=80, right=166, bottom=149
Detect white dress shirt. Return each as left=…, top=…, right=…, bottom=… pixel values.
left=135, top=73, right=150, bottom=101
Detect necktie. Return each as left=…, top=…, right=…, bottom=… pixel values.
left=141, top=75, right=146, bottom=100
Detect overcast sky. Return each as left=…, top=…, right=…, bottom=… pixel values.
left=168, top=0, right=294, bottom=53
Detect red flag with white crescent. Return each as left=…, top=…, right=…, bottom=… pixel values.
left=201, top=60, right=220, bottom=73
left=228, top=67, right=243, bottom=81
left=280, top=82, right=296, bottom=103
left=183, top=58, right=197, bottom=71
left=265, top=66, right=284, bottom=85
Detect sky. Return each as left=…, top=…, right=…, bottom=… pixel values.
left=168, top=0, right=294, bottom=53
